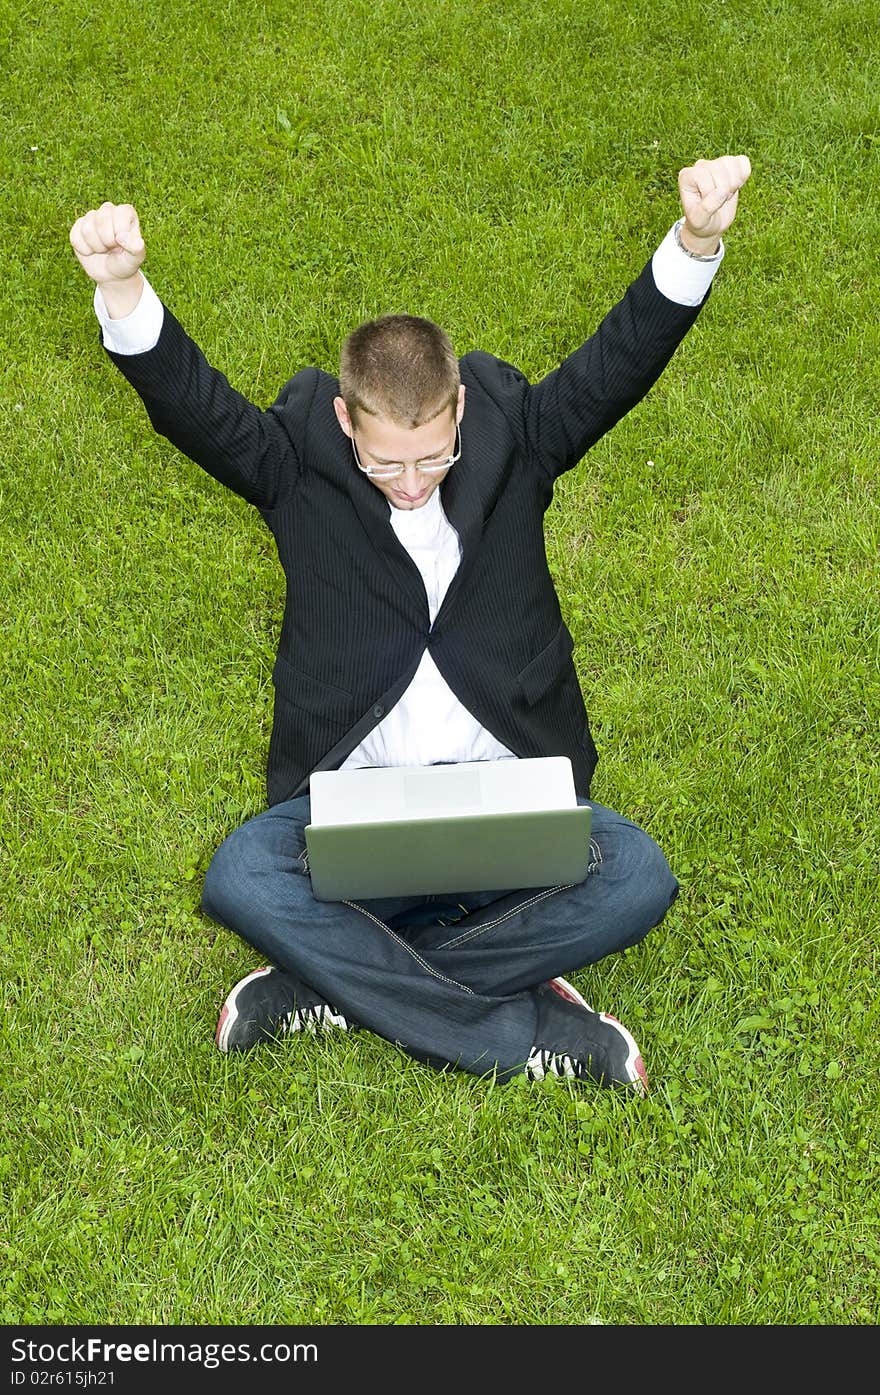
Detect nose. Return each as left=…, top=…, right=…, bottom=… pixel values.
left=400, top=464, right=423, bottom=491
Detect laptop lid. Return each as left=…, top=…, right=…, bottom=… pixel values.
left=305, top=757, right=592, bottom=901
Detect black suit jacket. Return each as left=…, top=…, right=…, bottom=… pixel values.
left=106, top=258, right=704, bottom=805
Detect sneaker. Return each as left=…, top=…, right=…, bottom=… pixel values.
left=527, top=981, right=648, bottom=1095
left=215, top=965, right=356, bottom=1053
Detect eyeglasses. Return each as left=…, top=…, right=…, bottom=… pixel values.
left=351, top=424, right=462, bottom=480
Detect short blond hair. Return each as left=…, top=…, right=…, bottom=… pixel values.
left=339, top=314, right=460, bottom=428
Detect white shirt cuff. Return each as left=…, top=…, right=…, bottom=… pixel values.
left=94, top=275, right=164, bottom=354
left=651, top=221, right=724, bottom=307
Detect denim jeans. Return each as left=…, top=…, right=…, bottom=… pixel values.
left=201, top=796, right=678, bottom=1080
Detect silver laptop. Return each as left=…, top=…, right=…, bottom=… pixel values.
left=304, top=756, right=591, bottom=901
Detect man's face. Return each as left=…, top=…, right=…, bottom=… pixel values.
left=334, top=388, right=465, bottom=511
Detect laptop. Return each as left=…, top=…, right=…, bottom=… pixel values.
left=304, top=756, right=591, bottom=901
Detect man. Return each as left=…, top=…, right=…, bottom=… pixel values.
left=70, top=154, right=751, bottom=1096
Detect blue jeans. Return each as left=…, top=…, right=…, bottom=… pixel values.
left=201, top=797, right=678, bottom=1080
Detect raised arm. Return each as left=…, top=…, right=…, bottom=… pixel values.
left=523, top=154, right=752, bottom=478
left=69, top=202, right=300, bottom=511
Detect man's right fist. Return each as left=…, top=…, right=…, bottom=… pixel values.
left=69, top=202, right=145, bottom=286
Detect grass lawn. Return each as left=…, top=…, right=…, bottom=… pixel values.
left=2, top=0, right=878, bottom=1326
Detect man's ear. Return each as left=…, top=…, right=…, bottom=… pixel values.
left=333, top=395, right=354, bottom=438
left=455, top=384, right=466, bottom=424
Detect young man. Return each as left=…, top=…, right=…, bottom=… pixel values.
left=70, top=154, right=751, bottom=1096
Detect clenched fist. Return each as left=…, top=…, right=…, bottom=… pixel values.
left=70, top=201, right=147, bottom=318
left=678, top=155, right=751, bottom=253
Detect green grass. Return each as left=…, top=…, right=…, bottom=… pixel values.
left=2, top=0, right=878, bottom=1326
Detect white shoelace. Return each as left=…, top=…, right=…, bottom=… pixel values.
left=283, top=1003, right=351, bottom=1035
left=525, top=1048, right=581, bottom=1081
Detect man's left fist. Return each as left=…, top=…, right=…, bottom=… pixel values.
left=678, top=154, right=752, bottom=249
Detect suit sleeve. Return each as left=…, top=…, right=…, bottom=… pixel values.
left=104, top=304, right=310, bottom=512
left=523, top=259, right=705, bottom=479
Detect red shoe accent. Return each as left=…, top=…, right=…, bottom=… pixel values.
left=214, top=1004, right=229, bottom=1048
left=546, top=976, right=592, bottom=1011
left=601, top=1012, right=649, bottom=1095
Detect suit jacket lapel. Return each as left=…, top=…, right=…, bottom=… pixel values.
left=348, top=471, right=430, bottom=621
left=435, top=450, right=483, bottom=625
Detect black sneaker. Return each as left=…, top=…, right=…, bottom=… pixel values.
left=527, top=980, right=648, bottom=1095
left=215, top=965, right=356, bottom=1053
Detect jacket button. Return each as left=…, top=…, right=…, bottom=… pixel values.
left=372, top=704, right=385, bottom=718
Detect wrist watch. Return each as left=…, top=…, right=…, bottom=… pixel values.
left=674, top=217, right=721, bottom=261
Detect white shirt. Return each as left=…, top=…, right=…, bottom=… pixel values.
left=95, top=224, right=723, bottom=769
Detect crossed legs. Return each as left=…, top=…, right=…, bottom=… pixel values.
left=201, top=796, right=678, bottom=1081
